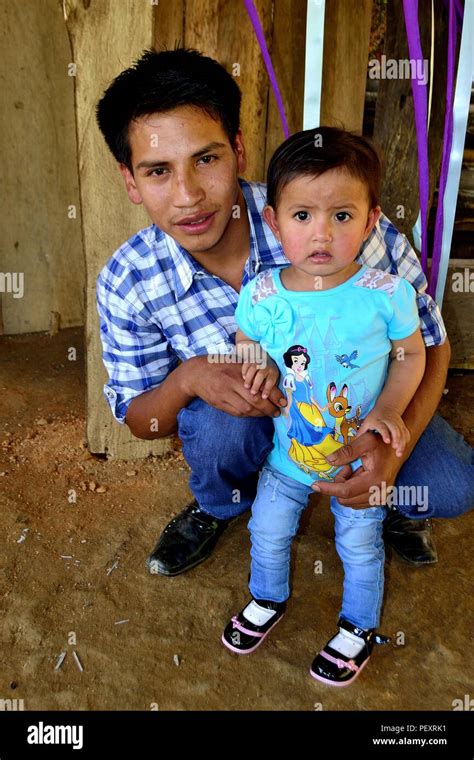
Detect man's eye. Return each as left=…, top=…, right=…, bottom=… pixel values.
left=149, top=168, right=167, bottom=177
left=335, top=211, right=351, bottom=222
left=198, top=155, right=216, bottom=165
left=294, top=211, right=310, bottom=221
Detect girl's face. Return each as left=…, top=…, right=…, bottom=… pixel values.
left=291, top=355, right=307, bottom=372
left=263, top=168, right=381, bottom=290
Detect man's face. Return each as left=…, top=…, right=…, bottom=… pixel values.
left=119, top=105, right=246, bottom=254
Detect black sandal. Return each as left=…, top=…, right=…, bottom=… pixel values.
left=310, top=618, right=390, bottom=687
left=222, top=598, right=286, bottom=655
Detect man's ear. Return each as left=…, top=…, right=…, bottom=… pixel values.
left=233, top=129, right=247, bottom=175
left=263, top=205, right=281, bottom=240
left=363, top=205, right=381, bottom=241
left=118, top=164, right=143, bottom=205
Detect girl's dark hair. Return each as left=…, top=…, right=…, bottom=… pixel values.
left=266, top=126, right=381, bottom=210
left=283, top=345, right=311, bottom=368
left=96, top=48, right=242, bottom=172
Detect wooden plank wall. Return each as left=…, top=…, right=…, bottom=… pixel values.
left=321, top=0, right=373, bottom=132
left=0, top=0, right=84, bottom=335
left=64, top=0, right=170, bottom=459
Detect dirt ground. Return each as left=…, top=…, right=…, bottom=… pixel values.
left=0, top=327, right=473, bottom=711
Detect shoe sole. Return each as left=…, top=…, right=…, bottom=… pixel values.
left=309, top=654, right=370, bottom=687
left=147, top=552, right=212, bottom=577
left=221, top=613, right=285, bottom=655
left=384, top=544, right=438, bottom=566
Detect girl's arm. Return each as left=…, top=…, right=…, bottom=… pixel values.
left=357, top=328, right=426, bottom=456
left=377, top=328, right=426, bottom=415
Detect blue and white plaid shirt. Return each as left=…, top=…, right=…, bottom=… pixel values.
left=96, top=178, right=447, bottom=424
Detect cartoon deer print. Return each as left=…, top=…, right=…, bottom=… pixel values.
left=326, top=383, right=362, bottom=445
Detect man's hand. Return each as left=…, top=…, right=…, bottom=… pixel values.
left=311, top=431, right=402, bottom=508
left=182, top=355, right=287, bottom=418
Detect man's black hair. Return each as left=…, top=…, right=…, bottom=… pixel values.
left=96, top=47, right=242, bottom=172
left=266, top=126, right=381, bottom=210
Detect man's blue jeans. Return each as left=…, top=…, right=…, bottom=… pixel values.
left=177, top=398, right=474, bottom=520
left=248, top=462, right=386, bottom=629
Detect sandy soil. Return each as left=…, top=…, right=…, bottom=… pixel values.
left=0, top=327, right=473, bottom=711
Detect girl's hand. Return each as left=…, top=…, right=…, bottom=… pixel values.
left=242, top=357, right=280, bottom=399
left=357, top=408, right=410, bottom=458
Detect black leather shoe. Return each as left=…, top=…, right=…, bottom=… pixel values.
left=383, top=508, right=438, bottom=565
left=147, top=500, right=232, bottom=576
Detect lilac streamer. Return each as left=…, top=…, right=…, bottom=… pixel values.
left=429, top=0, right=457, bottom=297
left=442, top=0, right=464, bottom=25
left=403, top=0, right=430, bottom=273
left=243, top=0, right=290, bottom=139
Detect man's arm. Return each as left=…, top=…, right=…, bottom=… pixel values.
left=312, top=338, right=451, bottom=506
left=125, top=354, right=286, bottom=440
left=396, top=337, right=451, bottom=459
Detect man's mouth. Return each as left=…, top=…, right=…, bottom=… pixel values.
left=175, top=211, right=216, bottom=234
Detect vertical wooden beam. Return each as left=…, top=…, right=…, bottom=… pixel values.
left=65, top=0, right=179, bottom=458
left=264, top=0, right=307, bottom=173
left=373, top=0, right=448, bottom=243
left=153, top=0, right=185, bottom=49
left=320, top=0, right=373, bottom=132
left=184, top=0, right=273, bottom=181
left=0, top=0, right=84, bottom=335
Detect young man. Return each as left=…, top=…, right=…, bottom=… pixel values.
left=95, top=48, right=473, bottom=577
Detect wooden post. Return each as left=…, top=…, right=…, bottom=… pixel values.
left=184, top=0, right=273, bottom=181
left=320, top=0, right=374, bottom=132
left=373, top=0, right=449, bottom=244
left=0, top=0, right=84, bottom=335
left=65, top=0, right=178, bottom=458
left=264, top=0, right=307, bottom=170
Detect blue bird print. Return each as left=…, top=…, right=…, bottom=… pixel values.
left=335, top=350, right=360, bottom=369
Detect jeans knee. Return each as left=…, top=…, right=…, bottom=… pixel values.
left=179, top=399, right=273, bottom=472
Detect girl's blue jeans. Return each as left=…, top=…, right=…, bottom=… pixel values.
left=248, top=462, right=386, bottom=629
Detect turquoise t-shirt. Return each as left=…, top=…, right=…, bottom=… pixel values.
left=235, top=264, right=420, bottom=487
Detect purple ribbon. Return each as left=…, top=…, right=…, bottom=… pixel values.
left=403, top=0, right=461, bottom=297
left=402, top=0, right=430, bottom=274
left=243, top=0, right=290, bottom=139
left=429, top=0, right=458, bottom=298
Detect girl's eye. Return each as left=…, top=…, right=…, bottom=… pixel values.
left=294, top=211, right=310, bottom=221
left=335, top=211, right=351, bottom=222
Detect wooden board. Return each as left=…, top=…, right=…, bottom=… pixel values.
left=441, top=260, right=474, bottom=370
left=0, top=0, right=84, bottom=335
left=320, top=0, right=373, bottom=132
left=65, top=0, right=176, bottom=459
left=264, top=0, right=307, bottom=172
left=373, top=0, right=449, bottom=242
left=184, top=0, right=273, bottom=181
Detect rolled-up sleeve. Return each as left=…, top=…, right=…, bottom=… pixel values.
left=96, top=268, right=178, bottom=425
left=387, top=228, right=448, bottom=348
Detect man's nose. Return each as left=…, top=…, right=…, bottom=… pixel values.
left=171, top=168, right=205, bottom=207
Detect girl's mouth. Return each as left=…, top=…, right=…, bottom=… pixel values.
left=309, top=251, right=331, bottom=263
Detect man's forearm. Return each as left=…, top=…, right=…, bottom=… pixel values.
left=400, top=338, right=451, bottom=461
left=124, top=358, right=200, bottom=440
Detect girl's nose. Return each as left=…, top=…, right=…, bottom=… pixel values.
left=312, top=219, right=332, bottom=242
